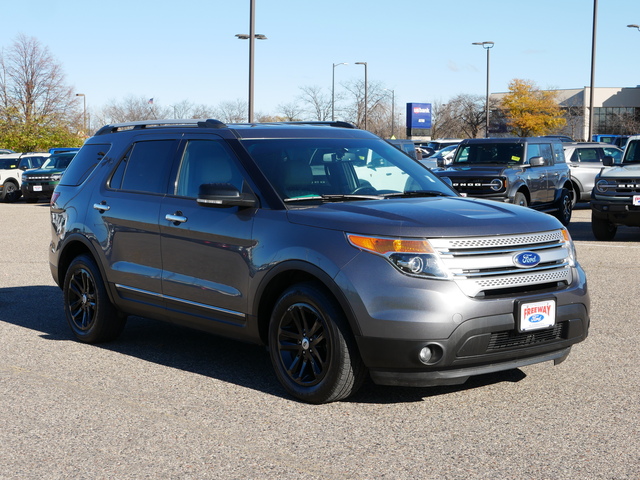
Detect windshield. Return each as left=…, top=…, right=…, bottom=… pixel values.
left=452, top=143, right=526, bottom=165
left=622, top=140, right=640, bottom=164
left=41, top=153, right=76, bottom=169
left=241, top=138, right=456, bottom=203
left=0, top=158, right=18, bottom=169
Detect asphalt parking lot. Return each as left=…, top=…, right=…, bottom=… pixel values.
left=0, top=201, right=638, bottom=479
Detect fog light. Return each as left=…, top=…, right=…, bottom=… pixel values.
left=419, top=346, right=433, bottom=364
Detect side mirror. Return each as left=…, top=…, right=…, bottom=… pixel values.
left=436, top=158, right=445, bottom=168
left=602, top=155, right=614, bottom=167
left=197, top=183, right=257, bottom=208
left=529, top=156, right=545, bottom=167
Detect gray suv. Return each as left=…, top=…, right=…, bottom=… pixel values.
left=434, top=137, right=574, bottom=226
left=49, top=120, right=590, bottom=403
left=563, top=142, right=623, bottom=206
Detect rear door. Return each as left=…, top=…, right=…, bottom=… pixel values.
left=87, top=136, right=178, bottom=314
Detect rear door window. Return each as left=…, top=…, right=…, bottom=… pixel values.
left=109, top=140, right=178, bottom=194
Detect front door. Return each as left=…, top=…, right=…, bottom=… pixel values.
left=159, top=138, right=256, bottom=335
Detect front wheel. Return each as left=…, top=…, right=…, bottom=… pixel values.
left=1, top=181, right=20, bottom=203
left=63, top=254, right=126, bottom=343
left=268, top=283, right=366, bottom=404
left=513, top=191, right=528, bottom=207
left=591, top=213, right=617, bottom=241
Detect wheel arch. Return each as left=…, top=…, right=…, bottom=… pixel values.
left=253, top=261, right=360, bottom=346
left=56, top=235, right=118, bottom=304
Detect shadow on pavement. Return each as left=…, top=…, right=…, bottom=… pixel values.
left=0, top=284, right=528, bottom=404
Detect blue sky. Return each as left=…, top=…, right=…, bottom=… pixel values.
left=2, top=0, right=640, bottom=118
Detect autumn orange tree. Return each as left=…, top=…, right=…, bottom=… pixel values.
left=500, top=79, right=566, bottom=136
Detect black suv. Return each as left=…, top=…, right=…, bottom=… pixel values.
left=50, top=120, right=589, bottom=403
left=433, top=137, right=574, bottom=225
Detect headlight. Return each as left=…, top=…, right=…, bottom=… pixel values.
left=347, top=234, right=451, bottom=279
left=561, top=228, right=577, bottom=266
left=595, top=178, right=616, bottom=193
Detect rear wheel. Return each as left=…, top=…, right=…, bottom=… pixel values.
left=553, top=188, right=573, bottom=226
left=63, top=254, right=126, bottom=343
left=591, top=213, right=617, bottom=241
left=268, top=283, right=366, bottom=404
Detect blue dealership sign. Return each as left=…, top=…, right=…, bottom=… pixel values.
left=406, top=103, right=432, bottom=129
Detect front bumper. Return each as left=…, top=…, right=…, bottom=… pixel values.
left=591, top=198, right=640, bottom=226
left=337, top=252, right=590, bottom=388
left=21, top=182, right=57, bottom=198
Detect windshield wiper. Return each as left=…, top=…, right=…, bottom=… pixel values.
left=381, top=190, right=452, bottom=198
left=284, top=194, right=384, bottom=203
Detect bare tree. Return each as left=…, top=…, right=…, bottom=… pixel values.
left=298, top=86, right=332, bottom=121
left=217, top=99, right=247, bottom=123
left=277, top=101, right=305, bottom=121
left=94, top=96, right=169, bottom=125
left=0, top=34, right=81, bottom=149
left=436, top=94, right=486, bottom=139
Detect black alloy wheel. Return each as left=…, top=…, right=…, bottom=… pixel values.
left=63, top=255, right=126, bottom=343
left=269, top=283, right=366, bottom=404
left=554, top=188, right=573, bottom=226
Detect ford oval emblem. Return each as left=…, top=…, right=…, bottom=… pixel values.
left=513, top=251, right=541, bottom=268
left=528, top=313, right=545, bottom=323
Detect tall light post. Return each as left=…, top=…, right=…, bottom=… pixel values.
left=355, top=62, right=368, bottom=130
left=75, top=93, right=86, bottom=135
left=628, top=24, right=640, bottom=32
left=588, top=0, right=598, bottom=141
left=332, top=62, right=348, bottom=121
left=236, top=0, right=267, bottom=123
left=385, top=88, right=395, bottom=137
left=472, top=41, right=494, bottom=137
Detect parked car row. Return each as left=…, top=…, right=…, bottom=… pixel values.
left=0, top=149, right=78, bottom=203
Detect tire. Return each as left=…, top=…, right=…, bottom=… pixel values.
left=63, top=254, right=127, bottom=343
left=1, top=181, right=20, bottom=203
left=513, top=191, right=528, bottom=207
left=268, top=282, right=366, bottom=404
left=571, top=183, right=580, bottom=209
left=553, top=188, right=573, bottom=226
left=591, top=213, right=617, bottom=241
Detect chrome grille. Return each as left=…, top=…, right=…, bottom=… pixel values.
left=429, top=229, right=573, bottom=297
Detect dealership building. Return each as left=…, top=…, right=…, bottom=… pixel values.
left=491, top=86, right=640, bottom=141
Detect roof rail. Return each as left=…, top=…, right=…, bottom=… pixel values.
left=278, top=121, right=356, bottom=129
left=94, top=118, right=227, bottom=136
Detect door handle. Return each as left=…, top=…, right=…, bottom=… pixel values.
left=165, top=212, right=187, bottom=225
left=93, top=203, right=110, bottom=212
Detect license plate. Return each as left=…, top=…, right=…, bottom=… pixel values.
left=633, top=195, right=640, bottom=206
left=519, top=299, right=556, bottom=332
left=33, top=185, right=42, bottom=192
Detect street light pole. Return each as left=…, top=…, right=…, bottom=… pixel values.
left=588, top=0, right=598, bottom=141
left=355, top=62, right=368, bottom=130
left=385, top=89, right=395, bottom=137
left=75, top=93, right=86, bottom=135
left=627, top=24, right=640, bottom=31
left=472, top=41, right=494, bottom=138
left=236, top=0, right=267, bottom=123
left=332, top=62, right=348, bottom=121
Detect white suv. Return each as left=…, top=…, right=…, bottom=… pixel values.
left=0, top=153, right=49, bottom=202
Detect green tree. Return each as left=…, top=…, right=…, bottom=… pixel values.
left=501, top=79, right=566, bottom=136
left=0, top=34, right=83, bottom=151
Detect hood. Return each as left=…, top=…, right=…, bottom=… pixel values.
left=600, top=164, right=640, bottom=178
left=434, top=164, right=522, bottom=177
left=287, top=197, right=561, bottom=237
